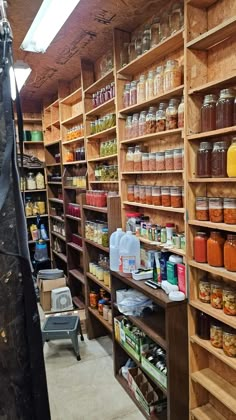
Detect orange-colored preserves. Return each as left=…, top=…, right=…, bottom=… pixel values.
left=207, top=231, right=225, bottom=267
left=224, top=234, right=236, bottom=272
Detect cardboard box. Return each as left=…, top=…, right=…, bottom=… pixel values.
left=141, top=354, right=167, bottom=389
left=39, top=277, right=66, bottom=312
left=121, top=321, right=141, bottom=361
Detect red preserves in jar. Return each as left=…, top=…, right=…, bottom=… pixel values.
left=209, top=197, right=223, bottom=223
left=196, top=197, right=209, bottom=221
left=197, top=142, right=212, bottom=177
left=201, top=94, right=217, bottom=132
left=161, top=186, right=171, bottom=207
left=170, top=186, right=182, bottom=208
left=134, top=185, right=140, bottom=202
left=216, top=88, right=235, bottom=129
left=194, top=232, right=207, bottom=263
left=224, top=234, right=236, bottom=272
left=211, top=141, right=228, bottom=178
left=207, top=231, right=225, bottom=267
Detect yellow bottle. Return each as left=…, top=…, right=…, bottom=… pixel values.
left=227, top=138, right=236, bottom=177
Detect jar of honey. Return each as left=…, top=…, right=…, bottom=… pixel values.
left=211, top=141, right=228, bottom=178
left=201, top=94, right=217, bottom=132
left=207, top=231, right=225, bottom=267
left=216, top=88, right=235, bottom=129
left=224, top=234, right=236, bottom=272
left=197, top=142, right=212, bottom=178
left=194, top=232, right=207, bottom=263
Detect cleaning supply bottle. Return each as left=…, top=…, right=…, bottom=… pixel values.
left=118, top=231, right=140, bottom=273
left=40, top=224, right=48, bottom=240
left=154, top=251, right=161, bottom=284
left=109, top=228, right=125, bottom=271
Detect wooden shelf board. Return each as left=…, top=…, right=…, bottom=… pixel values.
left=51, top=98, right=60, bottom=108
left=187, top=0, right=217, bottom=8
left=52, top=250, right=67, bottom=263
left=23, top=141, right=44, bottom=145
left=84, top=69, right=114, bottom=95
left=121, top=128, right=183, bottom=144
left=86, top=97, right=115, bottom=117
left=26, top=214, right=48, bottom=219
left=60, top=87, right=82, bottom=105
left=90, top=180, right=119, bottom=184
left=189, top=75, right=236, bottom=95
left=66, top=214, right=81, bottom=222
left=188, top=126, right=236, bottom=140
left=87, top=126, right=116, bottom=140
left=64, top=186, right=86, bottom=191
left=119, top=85, right=184, bottom=114
left=28, top=238, right=50, bottom=244
left=50, top=215, right=64, bottom=222
left=23, top=189, right=47, bottom=193
left=191, top=403, right=228, bottom=420
left=46, top=162, right=61, bottom=167
left=88, top=153, right=118, bottom=163
left=128, top=313, right=166, bottom=350
left=187, top=16, right=236, bottom=50
left=188, top=260, right=236, bottom=283
left=122, top=170, right=183, bottom=175
left=88, top=307, right=112, bottom=333
left=123, top=201, right=185, bottom=213
left=86, top=272, right=111, bottom=293
left=61, top=112, right=83, bottom=126
left=84, top=238, right=109, bottom=253
left=63, top=160, right=87, bottom=166
left=45, top=140, right=60, bottom=147
left=191, top=368, right=236, bottom=414
left=48, top=198, right=63, bottom=204
left=189, top=178, right=236, bottom=183
left=48, top=181, right=62, bottom=185
left=52, top=119, right=60, bottom=127
left=188, top=220, right=236, bottom=233
left=139, top=237, right=185, bottom=257
left=69, top=269, right=85, bottom=285
left=83, top=204, right=108, bottom=213
left=62, top=136, right=84, bottom=145
left=190, top=335, right=236, bottom=370
left=21, top=118, right=42, bottom=124
left=72, top=296, right=85, bottom=310
left=190, top=300, right=236, bottom=329
left=51, top=231, right=66, bottom=242
left=118, top=29, right=184, bottom=76
left=67, top=242, right=83, bottom=253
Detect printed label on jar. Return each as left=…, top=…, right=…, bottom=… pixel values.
left=119, top=256, right=136, bottom=273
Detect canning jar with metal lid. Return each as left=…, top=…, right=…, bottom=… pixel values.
left=127, top=185, right=135, bottom=202
left=198, top=278, right=211, bottom=303
left=170, top=186, right=182, bottom=208
left=160, top=12, right=170, bottom=41
left=196, top=197, right=209, bottom=221
left=146, top=107, right=157, bottom=134
left=152, top=186, right=161, bottom=206
left=170, top=2, right=184, bottom=34
left=164, top=60, right=181, bottom=92
left=134, top=145, right=142, bottom=171
left=139, top=111, right=147, bottom=137
left=197, top=141, right=212, bottom=177
left=123, top=83, right=131, bottom=108
left=161, top=186, right=171, bottom=207
left=130, top=80, right=137, bottom=106
left=125, top=147, right=134, bottom=172
left=201, top=94, right=217, bottom=132
left=211, top=281, right=223, bottom=309
left=146, top=70, right=155, bottom=100
left=223, top=328, right=236, bottom=357
left=125, top=116, right=132, bottom=139
left=216, top=88, right=235, bottom=129
left=173, top=148, right=183, bottom=170
left=128, top=36, right=136, bottom=62
left=135, top=32, right=143, bottom=56
left=165, top=149, right=174, bottom=170
left=149, top=152, right=156, bottom=171
left=120, top=42, right=129, bottom=67
left=139, top=185, right=146, bottom=204
left=156, top=151, right=165, bottom=171
left=151, top=17, right=161, bottom=47
left=223, top=286, right=236, bottom=315
left=224, top=234, right=236, bottom=272
left=194, top=232, right=207, bottom=263
left=142, top=24, right=151, bottom=53
left=142, top=153, right=149, bottom=172
left=210, top=322, right=223, bottom=348
left=156, top=102, right=168, bottom=132
left=207, top=232, right=225, bottom=267
left=131, top=113, right=139, bottom=138
left=211, top=141, right=228, bottom=178
left=134, top=185, right=140, bottom=202
left=137, top=75, right=146, bottom=103
left=209, top=197, right=223, bottom=223
left=154, top=66, right=164, bottom=96
left=166, top=98, right=179, bottom=130
left=224, top=198, right=236, bottom=224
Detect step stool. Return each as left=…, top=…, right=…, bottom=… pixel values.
left=41, top=315, right=84, bottom=361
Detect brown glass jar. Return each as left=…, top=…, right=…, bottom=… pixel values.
left=201, top=94, right=217, bottom=132
left=211, top=141, right=227, bottom=178
left=216, top=88, right=235, bottom=129
left=197, top=142, right=212, bottom=177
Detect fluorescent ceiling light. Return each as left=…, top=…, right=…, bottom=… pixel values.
left=9, top=61, right=32, bottom=100
left=21, top=0, right=81, bottom=53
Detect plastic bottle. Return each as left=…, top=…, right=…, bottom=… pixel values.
left=154, top=251, right=161, bottom=284
left=118, top=231, right=140, bottom=273
left=40, top=224, right=48, bottom=240
left=109, top=228, right=125, bottom=271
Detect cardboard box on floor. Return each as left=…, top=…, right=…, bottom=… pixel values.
left=39, top=277, right=66, bottom=312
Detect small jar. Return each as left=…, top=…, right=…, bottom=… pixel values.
left=146, top=70, right=155, bottom=100
left=170, top=186, right=182, bottom=208
left=139, top=185, right=146, bottom=204
left=223, top=329, right=236, bottom=357
left=173, top=148, right=183, bottom=170
left=164, top=60, right=181, bottom=92
left=197, top=142, right=212, bottom=178
left=201, top=94, right=217, bottom=132
left=224, top=198, right=236, bottom=224
left=134, top=185, right=140, bottom=202
left=216, top=88, right=235, bottom=129
left=210, top=322, right=223, bottom=348
left=178, top=96, right=184, bottom=128
left=151, top=17, right=161, bottom=47
left=138, top=111, right=147, bottom=137
left=165, top=149, right=174, bottom=170
left=198, top=278, right=211, bottom=303
left=146, top=107, right=157, bottom=134
left=161, top=186, right=171, bottom=207
left=142, top=24, right=151, bottom=53
left=90, top=291, right=98, bottom=309
left=104, top=270, right=111, bottom=288
left=145, top=186, right=152, bottom=205
left=125, top=116, right=133, bottom=139
left=131, top=113, right=139, bottom=138
left=152, top=186, right=161, bottom=206
left=207, top=231, right=225, bottom=267
left=209, top=197, right=223, bottom=223
left=130, top=81, right=137, bottom=106
left=224, top=234, right=236, bottom=272
left=123, top=83, right=131, bottom=108
left=223, top=286, right=236, bottom=316
left=211, top=141, right=228, bottom=178
left=197, top=311, right=210, bottom=340
left=154, top=66, right=164, bottom=96
left=194, top=232, right=207, bottom=263
left=137, top=75, right=146, bottom=103
left=156, top=151, right=165, bottom=171
left=211, top=282, right=223, bottom=309
left=134, top=145, right=142, bottom=171
left=125, top=146, right=134, bottom=172
left=166, top=98, right=179, bottom=130
left=142, top=153, right=149, bottom=171
left=27, top=173, right=36, bottom=190
left=156, top=102, right=168, bottom=132
left=127, top=184, right=134, bottom=202
left=149, top=153, right=156, bottom=171
left=196, top=197, right=209, bottom=221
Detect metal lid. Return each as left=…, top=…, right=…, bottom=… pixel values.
left=199, top=141, right=212, bottom=150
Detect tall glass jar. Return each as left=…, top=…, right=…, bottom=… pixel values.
left=211, top=141, right=227, bottom=178
left=137, top=74, right=146, bottom=103
left=123, top=83, right=131, bottom=108
left=196, top=197, right=209, bottom=221
left=146, top=107, right=157, bottom=133
left=131, top=113, right=139, bottom=138
left=154, top=66, right=164, bottom=96
left=130, top=81, right=137, bottom=106
left=125, top=116, right=132, bottom=139
left=142, top=24, right=151, bottom=53
left=164, top=60, right=181, bottom=92
left=166, top=98, right=179, bottom=130
left=27, top=172, right=36, bottom=190
left=120, top=42, right=129, bottom=67
left=139, top=185, right=146, bottom=204
left=165, top=149, right=174, bottom=170
left=194, top=232, right=207, bottom=263
left=156, top=102, right=168, bottom=132
left=207, top=231, right=225, bottom=267
left=125, top=147, right=134, bottom=172
left=224, top=198, right=236, bottom=224
left=151, top=17, right=161, bottom=47
left=36, top=172, right=45, bottom=189
left=128, top=36, right=136, bottom=62
left=224, top=234, right=236, bottom=272
left=142, top=153, right=149, bottom=171
left=173, top=148, right=183, bottom=170
left=209, top=197, right=223, bottom=223
left=160, top=12, right=170, bottom=41
left=139, top=111, right=147, bottom=136
left=134, top=145, right=142, bottom=171
left=169, top=3, right=184, bottom=34
left=156, top=151, right=165, bottom=171
left=135, top=32, right=143, bottom=56
left=201, top=94, right=217, bottom=132
left=161, top=186, right=171, bottom=207
left=216, top=88, right=235, bottom=129
left=227, top=138, right=236, bottom=177
left=178, top=96, right=184, bottom=128
left=197, top=142, right=212, bottom=177
left=146, top=70, right=154, bottom=100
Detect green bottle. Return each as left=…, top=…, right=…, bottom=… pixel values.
left=153, top=256, right=158, bottom=283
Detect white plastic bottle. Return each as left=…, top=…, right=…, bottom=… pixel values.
left=119, top=231, right=141, bottom=273
left=109, top=228, right=125, bottom=271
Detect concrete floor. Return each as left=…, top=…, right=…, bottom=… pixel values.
left=44, top=334, right=145, bottom=420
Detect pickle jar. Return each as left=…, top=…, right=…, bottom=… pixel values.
left=166, top=98, right=179, bottom=130
left=154, top=66, right=164, bottom=96
left=209, top=197, right=223, bottom=223
left=197, top=142, right=212, bottom=178
left=224, top=198, right=236, bottom=224
left=146, top=70, right=154, bottom=100
left=139, top=111, right=147, bottom=137
left=198, top=278, right=211, bottom=303
left=211, top=141, right=228, bottom=178
left=223, top=287, right=236, bottom=316
left=211, top=282, right=223, bottom=309
left=164, top=60, right=181, bottom=92
left=137, top=74, right=146, bottom=103
left=201, top=94, right=217, bottom=132
left=196, top=197, right=209, bottom=221
left=151, top=17, right=161, bottom=47
left=216, top=88, right=235, bottom=129
left=210, top=322, right=223, bottom=348
left=156, top=102, right=168, bottom=132
left=223, top=328, right=236, bottom=357
left=146, top=107, right=157, bottom=134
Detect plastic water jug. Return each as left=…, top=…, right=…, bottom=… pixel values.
left=119, top=231, right=140, bottom=273
left=109, top=228, right=125, bottom=271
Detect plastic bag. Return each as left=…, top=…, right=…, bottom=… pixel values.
left=117, top=289, right=153, bottom=316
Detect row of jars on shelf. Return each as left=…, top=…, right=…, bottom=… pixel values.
left=194, top=230, right=236, bottom=272
left=67, top=203, right=81, bottom=217
left=89, top=254, right=111, bottom=287
left=201, top=89, right=236, bottom=133
left=53, top=238, right=65, bottom=254
left=85, top=190, right=118, bottom=208
left=89, top=288, right=112, bottom=323
left=199, top=278, right=235, bottom=316
left=66, top=124, right=84, bottom=141
left=123, top=60, right=182, bottom=108
left=120, top=3, right=184, bottom=67
left=125, top=99, right=184, bottom=139
left=85, top=221, right=109, bottom=248
left=125, top=145, right=183, bottom=172
left=65, top=146, right=86, bottom=163
left=52, top=221, right=65, bottom=237
left=94, top=165, right=118, bottom=181
left=127, top=184, right=184, bottom=208
left=197, top=138, right=236, bottom=178
left=65, top=175, right=87, bottom=189
left=92, top=82, right=115, bottom=109
left=25, top=199, right=46, bottom=216
left=21, top=172, right=45, bottom=191
left=196, top=197, right=236, bottom=224
left=90, top=114, right=116, bottom=135
left=100, top=139, right=117, bottom=157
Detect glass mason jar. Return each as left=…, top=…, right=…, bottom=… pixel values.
left=145, top=186, right=152, bottom=205
left=169, top=2, right=184, bottom=34
left=125, top=146, right=134, bottom=172
left=223, top=286, right=236, bottom=315
left=156, top=102, right=168, bottom=132
left=139, top=111, right=147, bottom=137
left=211, top=141, right=228, bottom=178
left=131, top=113, right=139, bottom=138
left=135, top=32, right=143, bottom=56
left=222, top=329, right=236, bottom=357
left=196, top=197, right=209, bottom=221
left=227, top=137, right=236, bottom=177
left=224, top=234, right=236, bottom=272
left=156, top=151, right=165, bottom=171
left=164, top=59, right=181, bottom=92
left=165, top=149, right=174, bottom=170
left=146, top=106, right=157, bottom=134
left=36, top=172, right=45, bottom=189
left=207, top=232, right=225, bottom=267
left=154, top=65, right=164, bottom=96
left=160, top=12, right=170, bottom=41
left=173, top=148, right=183, bottom=170
left=151, top=17, right=161, bottom=47
left=209, top=197, right=223, bottom=223
left=127, top=184, right=135, bottom=202
left=125, top=116, right=132, bottom=139
left=210, top=322, right=223, bottom=348
left=161, top=186, right=171, bottom=207
left=130, top=80, right=137, bottom=106
left=134, top=185, right=140, bottom=202
left=139, top=185, right=146, bottom=204
left=201, top=94, right=217, bottom=132
left=134, top=145, right=142, bottom=171
left=198, top=278, right=211, bottom=303
left=197, top=141, right=212, bottom=177
left=152, top=186, right=161, bottom=206
left=120, top=42, right=129, bottom=67
left=128, top=36, right=136, bottom=62
left=25, top=199, right=33, bottom=217
left=137, top=74, right=146, bottom=103
left=166, top=98, right=179, bottom=130
left=123, top=83, right=131, bottom=108
left=170, top=186, right=182, bottom=208
left=224, top=198, right=236, bottom=224
left=142, top=24, right=151, bottom=53
left=178, top=96, right=184, bottom=128
left=142, top=153, right=149, bottom=171
left=146, top=70, right=155, bottom=100
left=149, top=152, right=156, bottom=171
left=194, top=232, right=207, bottom=263
left=216, top=88, right=235, bottom=129
left=27, top=172, right=36, bottom=190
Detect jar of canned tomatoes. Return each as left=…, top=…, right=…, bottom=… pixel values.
left=196, top=197, right=209, bottom=221
left=209, top=197, right=223, bottom=223
left=224, top=198, right=236, bottom=224
left=224, top=234, right=236, bottom=272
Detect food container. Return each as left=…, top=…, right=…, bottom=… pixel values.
left=194, top=232, right=207, bottom=263
left=198, top=279, right=211, bottom=303
left=173, top=148, right=183, bottom=170
left=223, top=329, right=236, bottom=357
left=211, top=141, right=228, bottom=178
left=209, top=197, right=223, bottom=223
left=196, top=197, right=209, bottom=221
left=156, top=151, right=165, bottom=171
left=223, top=287, right=236, bottom=316
left=152, top=186, right=161, bottom=206
left=154, top=65, right=164, bottom=96
left=224, top=234, right=236, bottom=272
left=166, top=99, right=179, bottom=130
left=211, top=282, right=223, bottom=309
left=146, top=107, right=157, bottom=134
left=156, top=102, right=167, bottom=132
left=223, top=198, right=236, bottom=224
left=210, top=322, right=223, bottom=348
left=201, top=94, right=217, bottom=132
left=163, top=60, right=181, bottom=92
left=161, top=186, right=171, bottom=207
left=142, top=153, right=149, bottom=171
left=165, top=150, right=174, bottom=170
left=197, top=142, right=212, bottom=177
left=127, top=185, right=135, bottom=202
left=170, top=186, right=182, bottom=208
left=207, top=231, right=225, bottom=267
